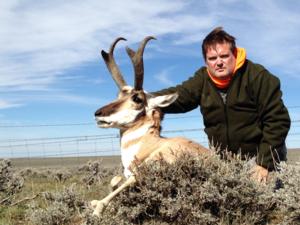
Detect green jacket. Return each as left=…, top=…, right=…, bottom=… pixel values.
left=154, top=59, right=291, bottom=169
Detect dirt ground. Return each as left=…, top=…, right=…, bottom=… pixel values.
left=10, top=155, right=121, bottom=169
left=9, top=149, right=300, bottom=169
left=286, top=148, right=300, bottom=164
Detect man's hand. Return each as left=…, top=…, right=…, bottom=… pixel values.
left=250, top=164, right=269, bottom=184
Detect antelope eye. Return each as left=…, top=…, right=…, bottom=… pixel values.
left=131, top=94, right=143, bottom=104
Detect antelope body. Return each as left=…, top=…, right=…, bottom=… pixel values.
left=91, top=37, right=209, bottom=216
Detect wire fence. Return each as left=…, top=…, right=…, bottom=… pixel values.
left=1, top=115, right=300, bottom=168
left=0, top=128, right=209, bottom=158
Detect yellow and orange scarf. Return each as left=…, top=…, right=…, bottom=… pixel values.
left=207, top=47, right=246, bottom=89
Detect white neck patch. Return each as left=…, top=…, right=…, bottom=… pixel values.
left=120, top=123, right=152, bottom=178
left=121, top=123, right=151, bottom=146
left=121, top=143, right=141, bottom=178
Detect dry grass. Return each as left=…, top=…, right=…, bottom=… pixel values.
left=0, top=159, right=121, bottom=225
left=1, top=150, right=300, bottom=225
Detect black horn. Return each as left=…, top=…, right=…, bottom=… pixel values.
left=126, top=36, right=156, bottom=90
left=101, top=37, right=127, bottom=90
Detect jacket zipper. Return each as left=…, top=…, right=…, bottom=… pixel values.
left=208, top=72, right=239, bottom=149
left=207, top=79, right=230, bottom=147
left=223, top=73, right=240, bottom=149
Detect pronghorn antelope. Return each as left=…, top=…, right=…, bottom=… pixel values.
left=91, top=36, right=209, bottom=216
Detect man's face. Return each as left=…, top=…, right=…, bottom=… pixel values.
left=205, top=42, right=236, bottom=79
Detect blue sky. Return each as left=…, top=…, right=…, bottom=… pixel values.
left=1, top=0, right=300, bottom=158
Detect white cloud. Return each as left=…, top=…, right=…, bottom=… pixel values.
left=0, top=0, right=212, bottom=93
left=1, top=0, right=300, bottom=108
left=209, top=1, right=300, bottom=77
left=154, top=67, right=176, bottom=87
left=3, top=91, right=103, bottom=107
left=0, top=99, right=23, bottom=109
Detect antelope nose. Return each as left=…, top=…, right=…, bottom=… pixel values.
left=95, top=108, right=103, bottom=117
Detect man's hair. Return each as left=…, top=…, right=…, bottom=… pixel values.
left=202, top=27, right=236, bottom=60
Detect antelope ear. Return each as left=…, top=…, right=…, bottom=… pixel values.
left=148, top=93, right=178, bottom=108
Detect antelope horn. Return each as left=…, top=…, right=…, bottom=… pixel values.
left=101, top=37, right=127, bottom=90
left=126, top=36, right=156, bottom=90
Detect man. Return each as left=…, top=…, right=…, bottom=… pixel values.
left=153, top=27, right=290, bottom=183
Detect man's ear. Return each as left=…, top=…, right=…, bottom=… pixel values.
left=147, top=93, right=178, bottom=109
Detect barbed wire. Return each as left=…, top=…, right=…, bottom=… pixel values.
left=0, top=134, right=119, bottom=142
left=1, top=108, right=300, bottom=158
left=1, top=118, right=300, bottom=128
left=1, top=109, right=300, bottom=128
left=0, top=128, right=298, bottom=160
left=0, top=129, right=299, bottom=149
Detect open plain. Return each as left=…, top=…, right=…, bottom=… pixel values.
left=10, top=148, right=300, bottom=169
left=0, top=149, right=299, bottom=225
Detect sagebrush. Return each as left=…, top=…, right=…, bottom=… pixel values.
left=0, top=159, right=24, bottom=205
left=92, top=153, right=300, bottom=225
left=1, top=153, right=300, bottom=225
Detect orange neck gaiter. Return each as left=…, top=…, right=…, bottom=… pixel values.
left=207, top=47, right=246, bottom=89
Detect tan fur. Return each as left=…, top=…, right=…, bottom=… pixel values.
left=124, top=109, right=207, bottom=166
left=92, top=37, right=209, bottom=216
left=92, top=107, right=209, bottom=217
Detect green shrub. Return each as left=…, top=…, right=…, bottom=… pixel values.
left=89, top=153, right=300, bottom=225
left=27, top=185, right=86, bottom=225
left=0, top=159, right=24, bottom=205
